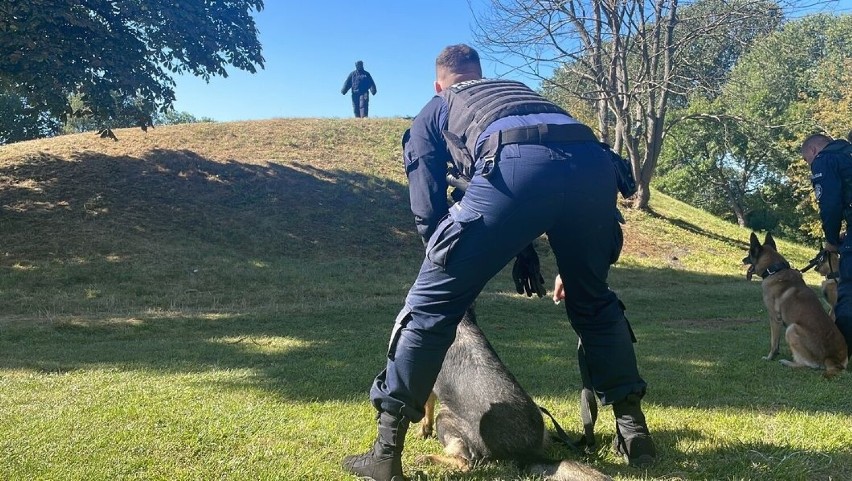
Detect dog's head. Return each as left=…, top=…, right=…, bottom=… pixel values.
left=815, top=249, right=840, bottom=278
left=743, top=232, right=784, bottom=281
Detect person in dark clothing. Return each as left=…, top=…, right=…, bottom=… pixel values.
left=341, top=44, right=655, bottom=481
left=341, top=60, right=377, bottom=118
left=802, top=132, right=852, bottom=359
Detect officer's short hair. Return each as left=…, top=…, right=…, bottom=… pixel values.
left=801, top=133, right=832, bottom=155
left=436, top=44, right=482, bottom=76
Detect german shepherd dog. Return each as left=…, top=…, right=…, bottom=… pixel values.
left=743, top=232, right=848, bottom=378
left=415, top=307, right=612, bottom=481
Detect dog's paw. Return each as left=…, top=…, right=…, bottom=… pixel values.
left=762, top=353, right=778, bottom=361
left=417, top=423, right=433, bottom=439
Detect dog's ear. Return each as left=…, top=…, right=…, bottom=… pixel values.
left=748, top=232, right=761, bottom=261
left=749, top=232, right=761, bottom=251
left=764, top=232, right=777, bottom=251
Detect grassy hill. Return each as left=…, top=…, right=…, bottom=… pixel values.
left=0, top=119, right=847, bottom=480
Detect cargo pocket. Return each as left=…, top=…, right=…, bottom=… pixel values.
left=387, top=307, right=412, bottom=361
left=425, top=204, right=482, bottom=269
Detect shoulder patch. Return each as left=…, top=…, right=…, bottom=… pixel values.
left=811, top=172, right=823, bottom=180
left=814, top=184, right=823, bottom=201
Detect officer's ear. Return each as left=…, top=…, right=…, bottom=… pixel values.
left=434, top=80, right=443, bottom=94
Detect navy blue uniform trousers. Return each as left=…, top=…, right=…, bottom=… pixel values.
left=352, top=92, right=370, bottom=118
left=834, top=239, right=852, bottom=352
left=370, top=141, right=647, bottom=422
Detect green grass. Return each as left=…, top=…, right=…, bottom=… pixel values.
left=0, top=119, right=849, bottom=480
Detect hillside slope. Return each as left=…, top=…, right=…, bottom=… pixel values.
left=1, top=119, right=848, bottom=481
left=0, top=118, right=823, bottom=317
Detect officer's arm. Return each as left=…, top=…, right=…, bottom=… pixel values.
left=341, top=74, right=351, bottom=95
left=369, top=73, right=377, bottom=95
left=812, top=155, right=843, bottom=246
left=403, top=98, right=450, bottom=243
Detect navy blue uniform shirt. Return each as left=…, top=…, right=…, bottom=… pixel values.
left=811, top=140, right=852, bottom=246
left=403, top=94, right=578, bottom=243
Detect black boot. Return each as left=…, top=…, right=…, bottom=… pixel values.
left=612, top=393, right=656, bottom=468
left=342, top=411, right=409, bottom=481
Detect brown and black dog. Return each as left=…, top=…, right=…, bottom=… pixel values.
left=415, top=307, right=611, bottom=481
left=743, top=232, right=848, bottom=378
left=814, top=248, right=840, bottom=320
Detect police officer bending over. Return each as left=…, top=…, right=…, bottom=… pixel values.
left=342, top=44, right=655, bottom=481
left=802, top=133, right=852, bottom=359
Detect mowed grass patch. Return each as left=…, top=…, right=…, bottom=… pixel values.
left=0, top=119, right=849, bottom=480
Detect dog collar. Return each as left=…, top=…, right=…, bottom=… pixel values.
left=760, top=261, right=791, bottom=278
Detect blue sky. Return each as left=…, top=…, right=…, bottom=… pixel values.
left=171, top=1, right=852, bottom=122
left=172, top=1, right=504, bottom=120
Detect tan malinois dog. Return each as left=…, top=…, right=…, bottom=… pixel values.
left=815, top=249, right=839, bottom=320
left=743, top=232, right=848, bottom=378
left=800, top=247, right=839, bottom=319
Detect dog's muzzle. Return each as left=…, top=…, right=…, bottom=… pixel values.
left=743, top=255, right=755, bottom=281
left=745, top=264, right=755, bottom=281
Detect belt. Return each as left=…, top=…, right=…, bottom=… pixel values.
left=476, top=123, right=600, bottom=178
left=497, top=123, right=598, bottom=146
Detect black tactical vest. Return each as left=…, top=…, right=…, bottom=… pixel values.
left=351, top=70, right=370, bottom=94
left=439, top=79, right=569, bottom=162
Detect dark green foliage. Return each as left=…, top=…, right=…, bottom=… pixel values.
left=0, top=1, right=264, bottom=124
left=0, top=89, right=61, bottom=144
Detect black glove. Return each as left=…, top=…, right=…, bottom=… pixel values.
left=512, top=244, right=546, bottom=298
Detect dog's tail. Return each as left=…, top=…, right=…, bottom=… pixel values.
left=525, top=459, right=613, bottom=481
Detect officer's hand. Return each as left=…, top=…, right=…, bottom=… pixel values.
left=512, top=244, right=546, bottom=298
left=825, top=241, right=840, bottom=253
left=552, top=275, right=565, bottom=304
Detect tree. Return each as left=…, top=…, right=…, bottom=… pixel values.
left=655, top=102, right=792, bottom=229
left=717, top=14, right=852, bottom=241
left=0, top=1, right=264, bottom=127
left=62, top=94, right=214, bottom=134
left=472, top=0, right=788, bottom=209
left=0, top=88, right=61, bottom=144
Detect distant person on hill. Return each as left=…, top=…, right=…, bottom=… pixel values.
left=341, top=43, right=654, bottom=481
left=802, top=132, right=852, bottom=360
left=341, top=60, right=377, bottom=118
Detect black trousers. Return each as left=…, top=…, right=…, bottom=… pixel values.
left=351, top=92, right=370, bottom=118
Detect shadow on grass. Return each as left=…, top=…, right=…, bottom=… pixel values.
left=646, top=206, right=751, bottom=251
left=0, top=149, right=419, bottom=260
left=410, top=425, right=852, bottom=480
left=0, top=265, right=845, bottom=414
left=1, top=149, right=849, bottom=479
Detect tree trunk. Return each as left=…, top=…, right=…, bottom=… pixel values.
left=633, top=180, right=652, bottom=210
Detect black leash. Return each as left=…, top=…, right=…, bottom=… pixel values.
left=800, top=249, right=827, bottom=273
left=538, top=405, right=584, bottom=453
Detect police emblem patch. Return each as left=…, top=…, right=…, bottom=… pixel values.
left=815, top=184, right=822, bottom=200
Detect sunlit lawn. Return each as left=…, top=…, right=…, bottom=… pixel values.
left=0, top=119, right=848, bottom=480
